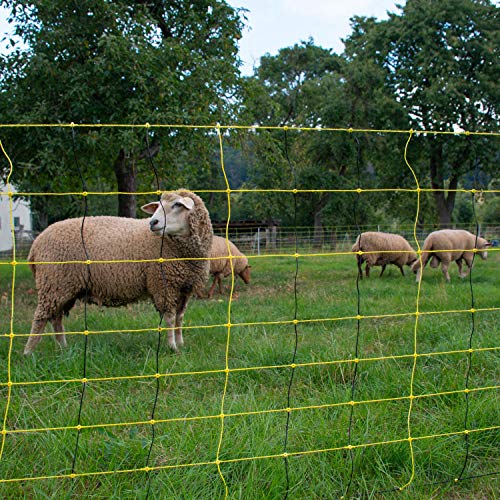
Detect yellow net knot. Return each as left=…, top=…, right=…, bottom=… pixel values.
left=356, top=315, right=362, bottom=321
left=347, top=444, right=353, bottom=450
left=454, top=478, right=459, bottom=483
left=143, top=466, right=151, bottom=472
left=356, top=188, right=362, bottom=194
left=417, top=249, right=422, bottom=254
left=145, top=122, right=150, bottom=128
left=290, top=363, right=296, bottom=369
left=357, top=250, right=363, bottom=256
left=70, top=122, right=75, bottom=128
left=82, top=191, right=88, bottom=197
left=9, top=333, right=15, bottom=339
left=408, top=436, right=414, bottom=442
left=156, top=189, right=161, bottom=195
left=409, top=394, right=416, bottom=400
left=468, top=348, right=474, bottom=354
left=225, top=188, right=231, bottom=194
left=464, top=388, right=470, bottom=394
left=219, top=413, right=225, bottom=419
left=464, top=131, right=470, bottom=136
left=85, top=260, right=91, bottom=265
left=354, top=358, right=360, bottom=363
left=157, top=326, right=163, bottom=332
left=70, top=473, right=76, bottom=479
left=7, top=191, right=13, bottom=197
left=409, top=128, right=414, bottom=134
left=292, top=188, right=298, bottom=194
left=350, top=400, right=355, bottom=406
left=294, top=253, right=299, bottom=259
left=150, top=419, right=155, bottom=425
left=473, top=248, right=478, bottom=253
left=470, top=308, right=476, bottom=314
left=10, top=260, right=16, bottom=266
left=225, top=323, right=232, bottom=328
left=76, top=425, right=82, bottom=431
left=82, top=378, right=88, bottom=383
left=286, top=407, right=292, bottom=413
left=464, top=429, right=470, bottom=435
left=470, top=188, right=476, bottom=193
left=7, top=381, right=12, bottom=387
left=1, top=429, right=6, bottom=435
left=158, top=257, right=165, bottom=263
left=224, top=368, right=230, bottom=374
left=282, top=452, right=289, bottom=458
left=84, top=330, right=89, bottom=336
left=154, top=373, right=161, bottom=379
left=293, top=319, right=298, bottom=325
left=283, top=125, right=289, bottom=131
left=215, top=459, right=221, bottom=465
left=414, top=311, right=420, bottom=316
left=348, top=128, right=353, bottom=133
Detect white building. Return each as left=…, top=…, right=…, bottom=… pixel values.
left=0, top=182, right=33, bottom=252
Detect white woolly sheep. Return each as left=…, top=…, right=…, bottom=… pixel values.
left=352, top=231, right=418, bottom=279
left=411, top=229, right=490, bottom=282
left=200, top=235, right=251, bottom=298
left=24, top=189, right=213, bottom=354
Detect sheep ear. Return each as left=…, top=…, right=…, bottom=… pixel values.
left=177, top=197, right=195, bottom=210
left=141, top=202, right=160, bottom=214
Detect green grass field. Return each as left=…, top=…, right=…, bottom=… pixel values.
left=1, top=250, right=499, bottom=498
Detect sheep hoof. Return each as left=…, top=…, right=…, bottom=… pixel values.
left=23, top=347, right=34, bottom=355
left=167, top=343, right=178, bottom=353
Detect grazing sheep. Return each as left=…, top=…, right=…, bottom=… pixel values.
left=411, top=229, right=490, bottom=282
left=24, top=189, right=213, bottom=354
left=199, top=235, right=251, bottom=298
left=352, top=232, right=418, bottom=279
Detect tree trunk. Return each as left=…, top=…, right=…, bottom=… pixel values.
left=313, top=210, right=324, bottom=248
left=113, top=149, right=137, bottom=218
left=429, top=139, right=459, bottom=229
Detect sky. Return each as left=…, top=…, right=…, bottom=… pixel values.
left=0, top=1, right=406, bottom=74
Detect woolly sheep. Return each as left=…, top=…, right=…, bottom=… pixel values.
left=411, top=229, right=490, bottom=282
left=199, top=235, right=251, bottom=298
left=352, top=231, right=418, bottom=279
left=24, top=189, right=213, bottom=354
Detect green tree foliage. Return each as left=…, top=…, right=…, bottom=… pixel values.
left=372, top=0, right=499, bottom=226
left=0, top=0, right=245, bottom=226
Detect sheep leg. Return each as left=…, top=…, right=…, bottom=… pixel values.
left=174, top=294, right=190, bottom=348
left=365, top=263, right=371, bottom=278
left=51, top=315, right=67, bottom=348
left=356, top=256, right=363, bottom=280
left=207, top=275, right=219, bottom=299
left=441, top=262, right=451, bottom=282
left=398, top=265, right=405, bottom=277
left=379, top=264, right=387, bottom=277
left=24, top=318, right=48, bottom=355
left=217, top=274, right=224, bottom=294
left=164, top=315, right=177, bottom=352
left=175, top=311, right=185, bottom=348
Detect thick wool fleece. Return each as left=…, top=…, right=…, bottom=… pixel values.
left=414, top=229, right=489, bottom=270
left=352, top=231, right=417, bottom=268
left=29, top=190, right=213, bottom=322
left=210, top=235, right=249, bottom=279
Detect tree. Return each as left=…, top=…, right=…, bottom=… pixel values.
left=0, top=0, right=245, bottom=224
left=372, top=0, right=499, bottom=226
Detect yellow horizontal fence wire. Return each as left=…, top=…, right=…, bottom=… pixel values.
left=0, top=123, right=498, bottom=494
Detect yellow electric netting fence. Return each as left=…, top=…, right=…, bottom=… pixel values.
left=0, top=124, right=499, bottom=498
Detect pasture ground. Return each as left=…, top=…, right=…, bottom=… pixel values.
left=0, top=251, right=499, bottom=498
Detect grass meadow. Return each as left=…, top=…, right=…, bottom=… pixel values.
left=0, top=250, right=498, bottom=498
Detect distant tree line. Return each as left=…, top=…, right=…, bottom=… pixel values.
left=0, top=0, right=498, bottom=232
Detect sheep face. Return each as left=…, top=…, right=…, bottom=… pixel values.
left=239, top=265, right=251, bottom=284
left=477, top=237, right=491, bottom=260
left=141, top=195, right=195, bottom=236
